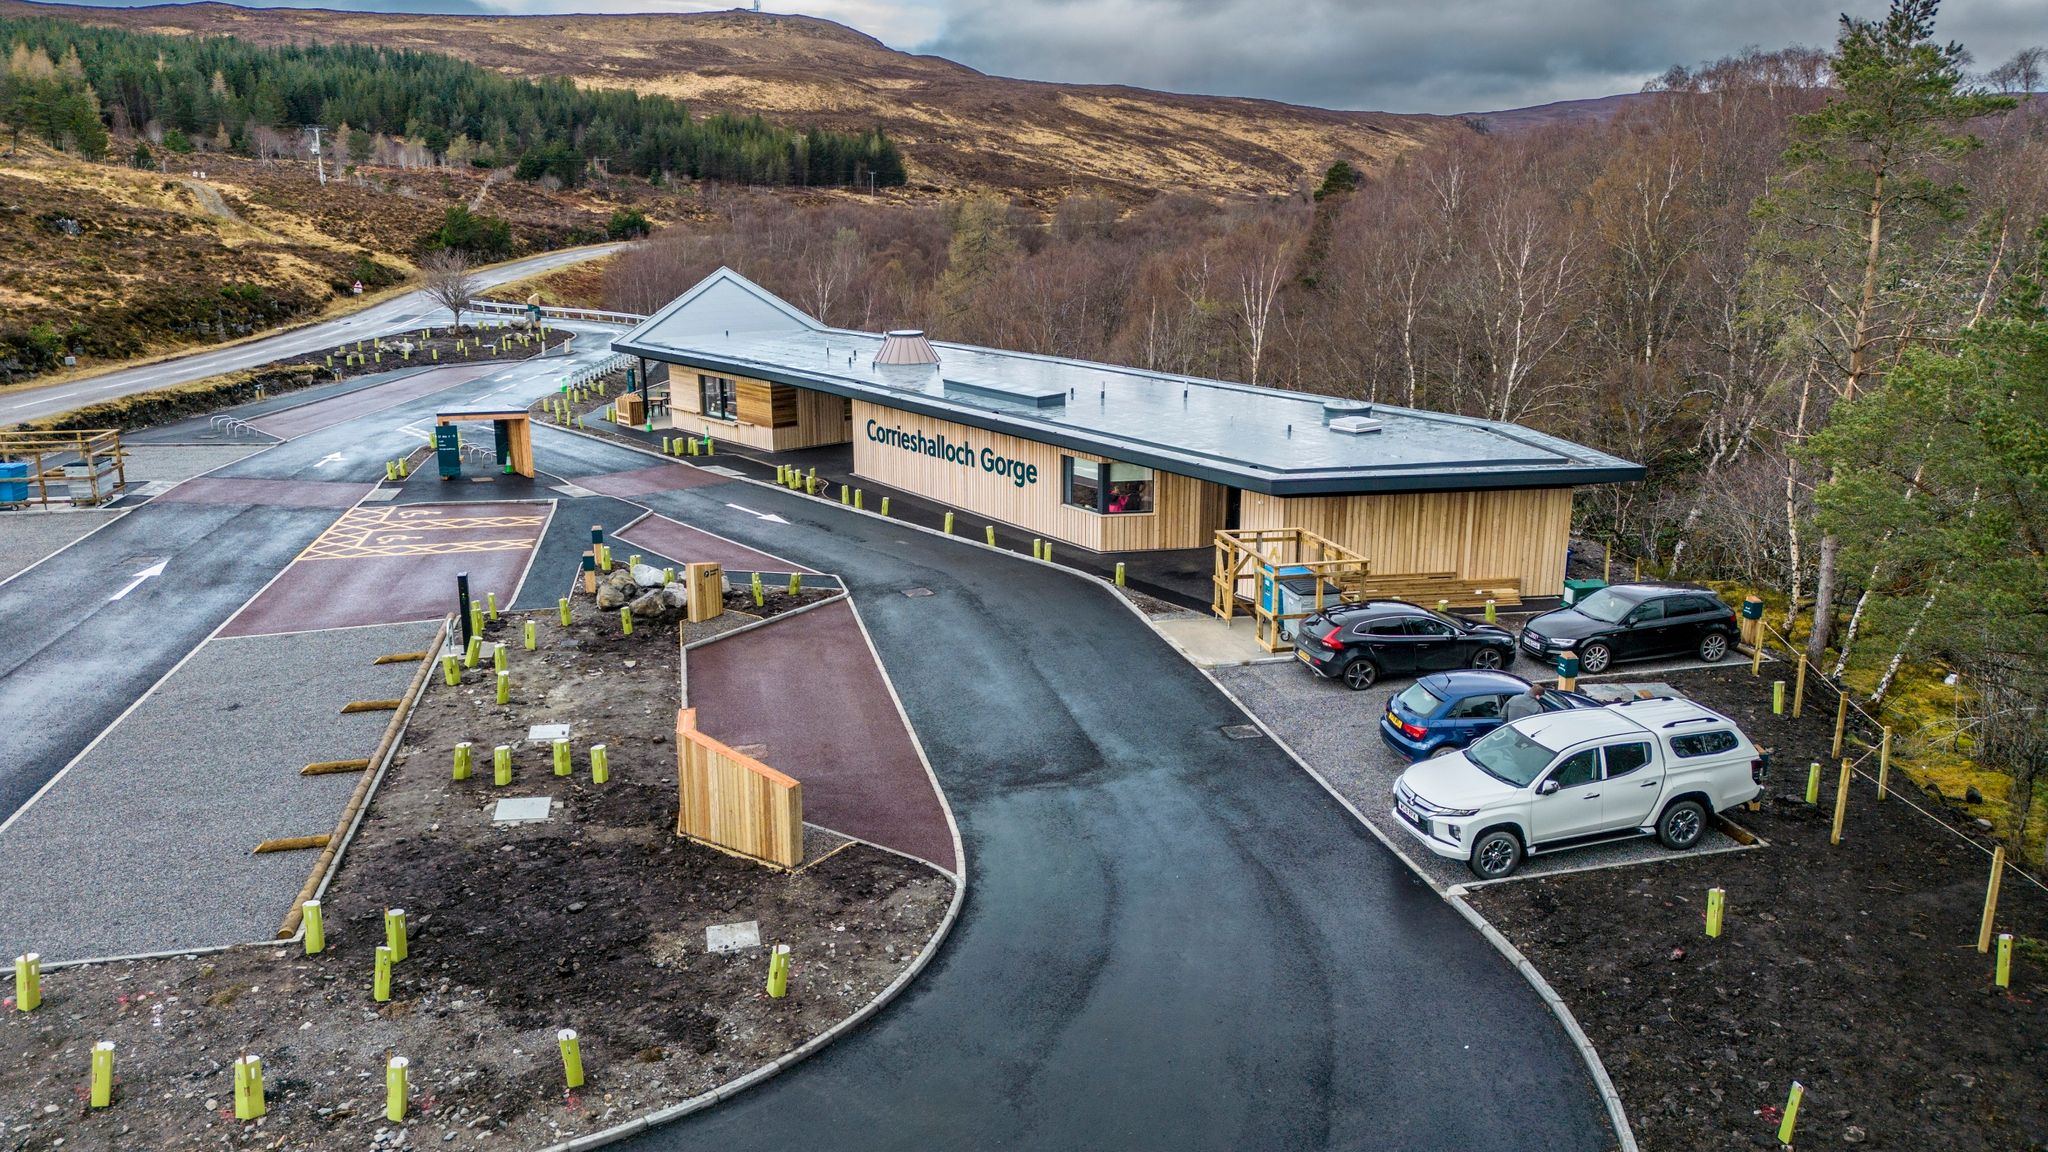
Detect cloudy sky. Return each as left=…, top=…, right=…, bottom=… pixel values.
left=72, top=0, right=2043, bottom=112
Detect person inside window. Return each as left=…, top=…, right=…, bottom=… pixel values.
left=1502, top=681, right=1547, bottom=721
left=1107, top=484, right=1130, bottom=513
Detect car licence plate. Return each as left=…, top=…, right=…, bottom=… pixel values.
left=1298, top=649, right=1315, bottom=667
left=1396, top=799, right=1424, bottom=829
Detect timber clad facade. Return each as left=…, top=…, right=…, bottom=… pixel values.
left=1239, top=489, right=1574, bottom=602
left=669, top=368, right=852, bottom=453
left=852, top=403, right=1229, bottom=553
left=617, top=268, right=1646, bottom=601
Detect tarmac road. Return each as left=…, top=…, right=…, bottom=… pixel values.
left=0, top=244, right=622, bottom=427
left=527, top=426, right=1608, bottom=1152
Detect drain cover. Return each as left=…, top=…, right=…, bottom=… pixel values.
left=901, top=587, right=935, bottom=598
left=1220, top=724, right=1264, bottom=741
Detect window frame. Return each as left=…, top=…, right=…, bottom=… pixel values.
left=698, top=373, right=738, bottom=422
left=1060, top=454, right=1156, bottom=516
left=1601, top=741, right=1654, bottom=779
left=1546, top=749, right=1602, bottom=789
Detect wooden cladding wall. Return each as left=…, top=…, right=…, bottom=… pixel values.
left=666, top=368, right=852, bottom=453
left=676, top=707, right=804, bottom=868
left=850, top=401, right=1227, bottom=552
left=1239, top=487, right=1573, bottom=594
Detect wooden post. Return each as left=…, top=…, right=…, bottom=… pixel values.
left=1751, top=631, right=1764, bottom=676
left=1791, top=654, right=1808, bottom=718
left=1876, top=728, right=1892, bottom=800
left=1602, top=546, right=1611, bottom=584
left=1979, top=845, right=2005, bottom=953
left=1831, top=691, right=1849, bottom=758
left=1830, top=760, right=1850, bottom=845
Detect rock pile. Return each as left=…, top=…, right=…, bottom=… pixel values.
left=595, top=564, right=688, bottom=623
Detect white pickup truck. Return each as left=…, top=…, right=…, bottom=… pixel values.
left=1391, top=697, right=1764, bottom=879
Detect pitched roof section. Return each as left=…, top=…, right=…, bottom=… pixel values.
left=613, top=271, right=1645, bottom=497
left=614, top=266, right=823, bottom=347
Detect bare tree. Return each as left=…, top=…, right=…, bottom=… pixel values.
left=422, top=250, right=483, bottom=332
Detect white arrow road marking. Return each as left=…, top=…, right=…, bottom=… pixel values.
left=724, top=503, right=789, bottom=525
left=315, top=452, right=346, bottom=467
left=109, top=559, right=167, bottom=601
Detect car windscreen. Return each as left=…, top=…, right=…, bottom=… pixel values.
left=1572, top=589, right=1633, bottom=624
left=1394, top=683, right=1442, bottom=715
left=1465, top=726, right=1557, bottom=787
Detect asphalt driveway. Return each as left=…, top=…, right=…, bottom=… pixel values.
left=610, top=452, right=1613, bottom=1152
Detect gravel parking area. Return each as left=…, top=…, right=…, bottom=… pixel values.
left=0, top=621, right=433, bottom=962
left=0, top=509, right=119, bottom=582
left=1211, top=660, right=1752, bottom=890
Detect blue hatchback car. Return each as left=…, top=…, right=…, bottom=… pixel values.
left=1378, top=670, right=1597, bottom=761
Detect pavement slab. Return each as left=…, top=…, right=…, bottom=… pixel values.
left=687, top=599, right=954, bottom=872
left=221, top=502, right=547, bottom=636
left=115, top=444, right=266, bottom=484
left=0, top=621, right=433, bottom=962
left=619, top=512, right=817, bottom=575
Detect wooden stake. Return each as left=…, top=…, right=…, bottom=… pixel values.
left=1831, top=690, right=1849, bottom=758
left=1979, top=845, right=2005, bottom=953
left=1750, top=634, right=1764, bottom=675
left=252, top=834, right=331, bottom=854
left=1830, top=761, right=1850, bottom=845
left=1871, top=728, right=1890, bottom=801
left=1791, top=654, right=1808, bottom=718
left=1602, top=545, right=1611, bottom=584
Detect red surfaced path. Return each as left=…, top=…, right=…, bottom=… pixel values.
left=686, top=599, right=955, bottom=872
left=221, top=502, right=547, bottom=636
left=618, top=513, right=816, bottom=574
left=577, top=462, right=728, bottom=499
left=249, top=364, right=500, bottom=439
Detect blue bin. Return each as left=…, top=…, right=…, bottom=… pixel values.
left=0, top=460, right=27, bottom=505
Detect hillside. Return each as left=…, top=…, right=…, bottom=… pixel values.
left=0, top=0, right=1448, bottom=199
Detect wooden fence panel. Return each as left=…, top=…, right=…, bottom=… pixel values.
left=675, top=708, right=803, bottom=868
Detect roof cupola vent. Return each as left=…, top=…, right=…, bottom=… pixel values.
left=874, top=330, right=939, bottom=367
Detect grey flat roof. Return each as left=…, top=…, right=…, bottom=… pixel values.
left=612, top=268, right=1644, bottom=497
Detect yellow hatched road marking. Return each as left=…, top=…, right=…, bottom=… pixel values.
left=294, top=506, right=545, bottom=561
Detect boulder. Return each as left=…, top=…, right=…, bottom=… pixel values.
left=596, top=581, right=631, bottom=609
left=631, top=563, right=665, bottom=588
left=660, top=584, right=687, bottom=610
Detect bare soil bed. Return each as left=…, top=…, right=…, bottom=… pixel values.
left=1469, top=664, right=2047, bottom=1152
left=0, top=594, right=952, bottom=1151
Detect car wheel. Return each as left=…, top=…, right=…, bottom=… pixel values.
left=1470, top=647, right=1505, bottom=670
left=1578, top=642, right=1613, bottom=674
left=1657, top=799, right=1707, bottom=849
left=1469, top=829, right=1522, bottom=880
left=1341, top=658, right=1379, bottom=691
left=1697, top=632, right=1730, bottom=663
left=1427, top=742, right=1461, bottom=759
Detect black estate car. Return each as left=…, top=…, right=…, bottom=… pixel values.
left=1518, top=584, right=1738, bottom=674
left=1294, top=600, right=1519, bottom=691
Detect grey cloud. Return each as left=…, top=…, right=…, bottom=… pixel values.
left=920, top=0, right=2046, bottom=113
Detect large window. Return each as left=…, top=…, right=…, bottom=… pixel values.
left=699, top=374, right=738, bottom=421
left=1063, top=457, right=1154, bottom=515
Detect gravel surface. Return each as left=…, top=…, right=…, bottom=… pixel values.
left=0, top=621, right=433, bottom=962
left=118, top=444, right=266, bottom=484
left=1212, top=660, right=1748, bottom=890
left=0, top=510, right=119, bottom=582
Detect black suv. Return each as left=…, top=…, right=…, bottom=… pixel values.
left=1294, top=600, right=1519, bottom=691
left=1518, top=584, right=1738, bottom=674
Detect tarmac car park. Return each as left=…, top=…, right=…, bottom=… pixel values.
left=1391, top=696, right=1765, bottom=879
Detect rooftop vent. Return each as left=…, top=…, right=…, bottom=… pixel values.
left=874, top=330, right=939, bottom=367
left=1328, top=415, right=1384, bottom=435
left=1322, top=398, right=1371, bottom=418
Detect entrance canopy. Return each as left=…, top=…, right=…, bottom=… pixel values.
left=435, top=408, right=533, bottom=479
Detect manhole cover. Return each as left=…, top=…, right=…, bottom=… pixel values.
left=1220, top=724, right=1264, bottom=741
left=901, top=587, right=935, bottom=598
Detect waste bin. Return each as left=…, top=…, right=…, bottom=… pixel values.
left=1561, top=578, right=1606, bottom=606
left=0, top=461, right=26, bottom=505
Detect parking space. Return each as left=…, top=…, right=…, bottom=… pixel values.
left=1212, top=659, right=1753, bottom=891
